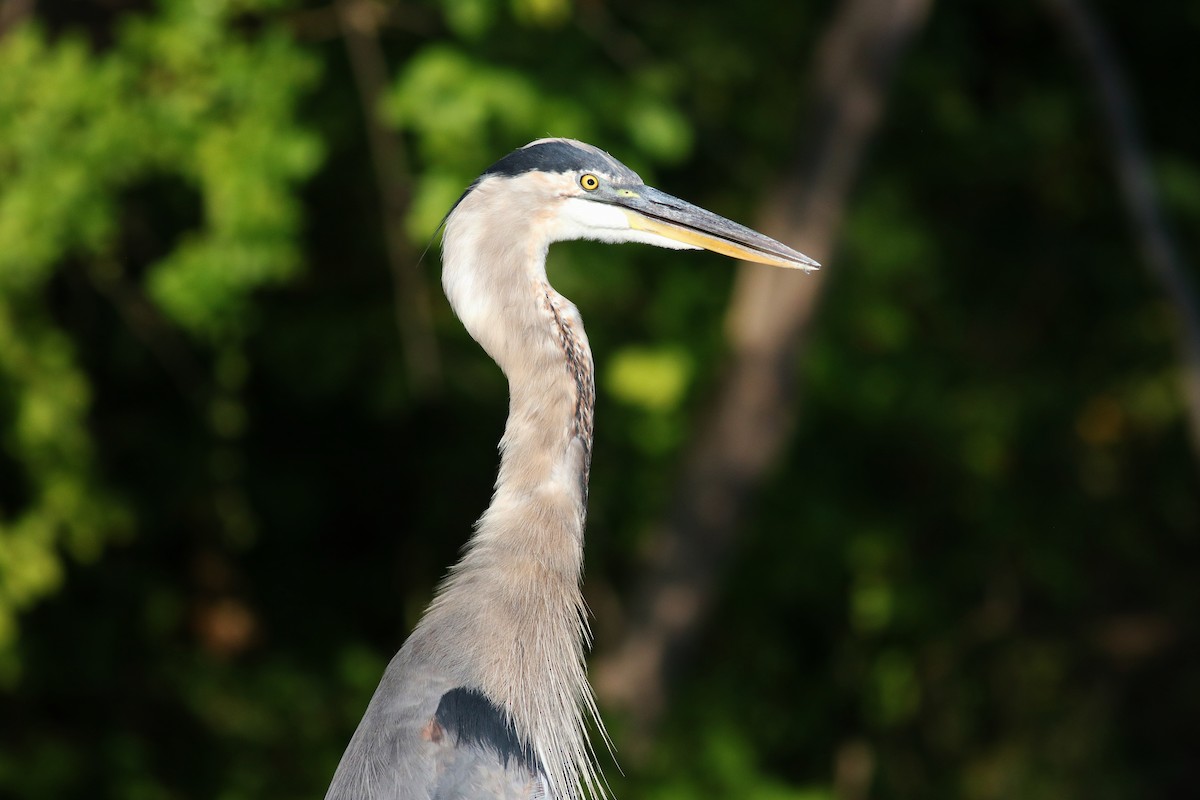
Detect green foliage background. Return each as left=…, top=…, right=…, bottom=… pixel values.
left=0, top=0, right=1197, bottom=798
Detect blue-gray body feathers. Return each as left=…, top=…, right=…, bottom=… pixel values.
left=325, top=642, right=545, bottom=799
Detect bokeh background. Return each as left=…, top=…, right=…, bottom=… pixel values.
left=1, top=0, right=1198, bottom=798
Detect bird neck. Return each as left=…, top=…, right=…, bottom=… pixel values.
left=497, top=282, right=596, bottom=511
left=439, top=183, right=597, bottom=569
left=429, top=208, right=604, bottom=796
left=463, top=278, right=595, bottom=580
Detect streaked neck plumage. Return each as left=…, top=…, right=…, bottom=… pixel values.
left=421, top=173, right=605, bottom=798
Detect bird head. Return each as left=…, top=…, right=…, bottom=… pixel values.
left=448, top=138, right=820, bottom=271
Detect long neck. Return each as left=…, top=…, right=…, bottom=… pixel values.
left=495, top=283, right=595, bottom=515
left=422, top=190, right=604, bottom=798
left=455, top=278, right=595, bottom=609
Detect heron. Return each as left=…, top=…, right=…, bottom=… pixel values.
left=325, top=138, right=818, bottom=800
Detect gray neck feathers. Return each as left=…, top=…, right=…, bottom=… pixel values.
left=426, top=180, right=606, bottom=798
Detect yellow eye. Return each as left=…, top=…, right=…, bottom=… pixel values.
left=580, top=173, right=600, bottom=191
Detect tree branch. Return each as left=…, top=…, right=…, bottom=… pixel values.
left=0, top=0, right=35, bottom=39
left=594, top=0, right=932, bottom=739
left=335, top=0, right=441, bottom=394
left=1043, top=0, right=1200, bottom=461
left=87, top=260, right=211, bottom=416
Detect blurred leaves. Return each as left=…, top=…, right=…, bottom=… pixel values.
left=0, top=0, right=318, bottom=667
left=606, top=345, right=693, bottom=412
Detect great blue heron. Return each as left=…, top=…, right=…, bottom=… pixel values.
left=325, top=138, right=818, bottom=799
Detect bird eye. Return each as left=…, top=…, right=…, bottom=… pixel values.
left=580, top=173, right=600, bottom=191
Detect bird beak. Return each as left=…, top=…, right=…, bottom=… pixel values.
left=610, top=185, right=820, bottom=271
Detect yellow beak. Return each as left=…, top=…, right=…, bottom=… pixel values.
left=611, top=185, right=819, bottom=271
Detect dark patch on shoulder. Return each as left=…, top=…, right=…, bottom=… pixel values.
left=483, top=140, right=638, bottom=182
left=434, top=688, right=540, bottom=774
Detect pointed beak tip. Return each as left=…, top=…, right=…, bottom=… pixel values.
left=774, top=253, right=820, bottom=272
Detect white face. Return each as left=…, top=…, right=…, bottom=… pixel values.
left=549, top=195, right=701, bottom=251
